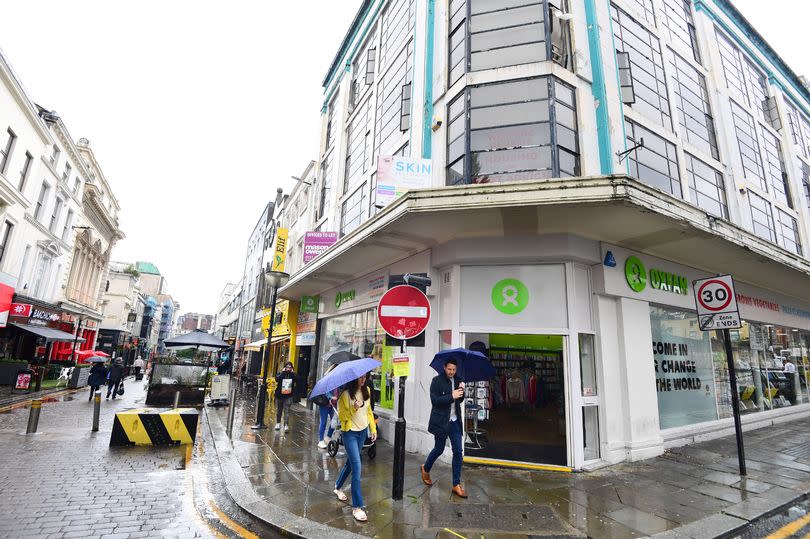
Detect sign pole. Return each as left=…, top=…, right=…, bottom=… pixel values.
left=722, top=328, right=746, bottom=475
left=392, top=339, right=407, bottom=501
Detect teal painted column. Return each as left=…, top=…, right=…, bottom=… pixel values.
left=422, top=0, right=435, bottom=159
left=584, top=0, right=614, bottom=174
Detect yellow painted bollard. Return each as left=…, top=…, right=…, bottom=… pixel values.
left=26, top=399, right=42, bottom=434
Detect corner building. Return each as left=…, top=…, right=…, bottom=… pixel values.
left=281, top=0, right=810, bottom=470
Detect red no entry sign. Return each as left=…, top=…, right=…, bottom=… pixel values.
left=377, top=285, right=431, bottom=340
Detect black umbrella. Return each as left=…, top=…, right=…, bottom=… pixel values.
left=164, top=330, right=230, bottom=349
left=86, top=356, right=108, bottom=363
left=323, top=350, right=360, bottom=365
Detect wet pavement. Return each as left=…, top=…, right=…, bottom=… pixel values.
left=731, top=498, right=810, bottom=538
left=213, top=383, right=810, bottom=538
left=0, top=379, right=277, bottom=538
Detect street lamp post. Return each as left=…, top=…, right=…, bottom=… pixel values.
left=252, top=267, right=290, bottom=430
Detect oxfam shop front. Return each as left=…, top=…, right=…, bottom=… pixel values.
left=442, top=262, right=599, bottom=470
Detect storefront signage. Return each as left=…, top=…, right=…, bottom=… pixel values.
left=296, top=311, right=317, bottom=334
left=490, top=278, right=529, bottom=315
left=296, top=332, right=316, bottom=346
left=15, top=370, right=32, bottom=391
left=303, top=232, right=338, bottom=263
left=10, top=303, right=32, bottom=318
left=31, top=309, right=60, bottom=322
left=300, top=295, right=319, bottom=313
left=376, top=156, right=432, bottom=207
left=625, top=256, right=688, bottom=295
left=460, top=265, right=568, bottom=330
left=271, top=228, right=288, bottom=272
left=334, top=289, right=356, bottom=308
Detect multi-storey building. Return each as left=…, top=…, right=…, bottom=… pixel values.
left=98, top=261, right=144, bottom=360
left=280, top=0, right=810, bottom=470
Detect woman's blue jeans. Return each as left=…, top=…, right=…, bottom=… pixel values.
left=318, top=405, right=335, bottom=441
left=335, top=428, right=366, bottom=508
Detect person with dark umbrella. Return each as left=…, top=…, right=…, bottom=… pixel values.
left=274, top=361, right=297, bottom=432
left=420, top=357, right=467, bottom=498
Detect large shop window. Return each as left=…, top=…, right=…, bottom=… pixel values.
left=445, top=76, right=579, bottom=185
left=448, top=0, right=573, bottom=82
left=652, top=306, right=808, bottom=431
left=317, top=308, right=394, bottom=410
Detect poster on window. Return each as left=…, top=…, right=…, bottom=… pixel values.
left=379, top=346, right=395, bottom=410
left=651, top=310, right=719, bottom=429
left=375, top=155, right=432, bottom=207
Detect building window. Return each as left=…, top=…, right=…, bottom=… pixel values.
left=669, top=52, right=718, bottom=159
left=325, top=95, right=339, bottom=151
left=341, top=183, right=367, bottom=235
left=611, top=5, right=671, bottom=129
left=377, top=40, right=414, bottom=156
left=686, top=154, right=727, bottom=219
left=379, top=0, right=415, bottom=70
left=785, top=101, right=810, bottom=159
left=62, top=163, right=71, bottom=182
left=0, top=128, right=16, bottom=175
left=33, top=183, right=50, bottom=221
left=469, top=0, right=546, bottom=71
left=715, top=29, right=747, bottom=101
left=801, top=161, right=810, bottom=211
left=49, top=198, right=63, bottom=233
left=317, top=153, right=333, bottom=220
left=19, top=151, right=32, bottom=191
left=399, top=82, right=412, bottom=132
left=776, top=208, right=802, bottom=255
left=625, top=118, right=681, bottom=196
left=660, top=0, right=700, bottom=62
left=62, top=209, right=74, bottom=241
left=448, top=0, right=466, bottom=86
left=73, top=177, right=81, bottom=194
left=748, top=191, right=775, bottom=243
left=446, top=76, right=579, bottom=185
left=0, top=221, right=13, bottom=266
left=761, top=129, right=791, bottom=208
left=744, top=60, right=771, bottom=128
left=366, top=47, right=377, bottom=84
left=730, top=101, right=767, bottom=191
left=344, top=98, right=372, bottom=195
left=49, top=145, right=60, bottom=167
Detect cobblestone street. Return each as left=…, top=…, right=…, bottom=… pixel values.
left=0, top=381, right=214, bottom=539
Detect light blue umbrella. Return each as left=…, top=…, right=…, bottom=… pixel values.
left=310, top=358, right=381, bottom=398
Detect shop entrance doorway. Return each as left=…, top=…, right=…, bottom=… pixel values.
left=463, top=334, right=567, bottom=466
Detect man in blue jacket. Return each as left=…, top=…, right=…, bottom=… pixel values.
left=420, top=358, right=467, bottom=498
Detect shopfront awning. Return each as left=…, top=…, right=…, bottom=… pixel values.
left=280, top=175, right=810, bottom=304
left=10, top=323, right=86, bottom=342
left=243, top=335, right=289, bottom=351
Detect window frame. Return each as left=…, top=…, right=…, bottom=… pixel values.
left=19, top=151, right=33, bottom=192
left=0, top=128, right=17, bottom=175
left=34, top=182, right=50, bottom=221
left=0, top=220, right=14, bottom=266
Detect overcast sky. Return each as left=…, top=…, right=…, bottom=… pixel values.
left=0, top=1, right=806, bottom=315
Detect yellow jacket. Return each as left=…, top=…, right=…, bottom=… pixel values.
left=337, top=390, right=376, bottom=435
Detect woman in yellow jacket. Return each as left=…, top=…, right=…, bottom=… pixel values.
left=333, top=373, right=377, bottom=522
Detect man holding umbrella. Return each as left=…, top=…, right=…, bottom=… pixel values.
left=421, top=357, right=467, bottom=498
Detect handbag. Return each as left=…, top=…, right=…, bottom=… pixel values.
left=117, top=382, right=125, bottom=396
left=312, top=394, right=330, bottom=407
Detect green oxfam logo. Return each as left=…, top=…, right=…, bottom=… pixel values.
left=625, top=256, right=647, bottom=292
left=491, top=279, right=529, bottom=315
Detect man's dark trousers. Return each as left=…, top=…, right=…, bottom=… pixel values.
left=424, top=418, right=463, bottom=485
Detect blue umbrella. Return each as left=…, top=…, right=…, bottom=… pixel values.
left=310, top=357, right=382, bottom=398
left=430, top=348, right=495, bottom=382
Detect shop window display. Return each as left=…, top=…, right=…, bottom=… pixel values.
left=317, top=308, right=393, bottom=409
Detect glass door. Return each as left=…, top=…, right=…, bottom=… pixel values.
left=579, top=333, right=600, bottom=462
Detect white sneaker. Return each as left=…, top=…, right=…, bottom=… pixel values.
left=317, top=440, right=328, bottom=449
left=284, top=425, right=289, bottom=432
left=274, top=424, right=281, bottom=431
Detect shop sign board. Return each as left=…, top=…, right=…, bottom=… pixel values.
left=300, top=295, right=319, bottom=313
left=10, top=303, right=32, bottom=318
left=271, top=228, right=288, bottom=272
left=392, top=352, right=411, bottom=377
left=303, top=232, right=338, bottom=264
left=693, top=275, right=741, bottom=331
left=15, top=370, right=32, bottom=392
left=296, top=332, right=316, bottom=346
left=375, top=156, right=432, bottom=207
left=377, top=285, right=431, bottom=340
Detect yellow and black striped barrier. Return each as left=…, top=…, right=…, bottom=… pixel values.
left=110, top=408, right=199, bottom=446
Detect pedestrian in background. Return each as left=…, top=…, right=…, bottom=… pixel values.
left=333, top=373, right=377, bottom=522
left=274, top=361, right=297, bottom=432
left=132, top=356, right=145, bottom=376
left=106, top=358, right=125, bottom=400
left=420, top=357, right=467, bottom=498
left=316, top=365, right=338, bottom=449
left=88, top=362, right=107, bottom=401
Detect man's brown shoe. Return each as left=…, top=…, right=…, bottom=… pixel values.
left=451, top=484, right=468, bottom=498
left=420, top=465, right=433, bottom=486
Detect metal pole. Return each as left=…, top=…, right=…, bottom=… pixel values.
left=227, top=384, right=238, bottom=438
left=392, top=340, right=407, bottom=500
left=253, top=284, right=279, bottom=429
left=26, top=399, right=42, bottom=434
left=92, top=391, right=101, bottom=432
left=722, top=329, right=746, bottom=475
left=173, top=390, right=181, bottom=410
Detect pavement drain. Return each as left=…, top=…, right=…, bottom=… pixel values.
left=782, top=444, right=810, bottom=461
left=423, top=502, right=582, bottom=536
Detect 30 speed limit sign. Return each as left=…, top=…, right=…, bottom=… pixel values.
left=693, top=275, right=741, bottom=330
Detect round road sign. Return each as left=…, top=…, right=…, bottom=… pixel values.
left=697, top=279, right=733, bottom=312
left=377, top=285, right=431, bottom=340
